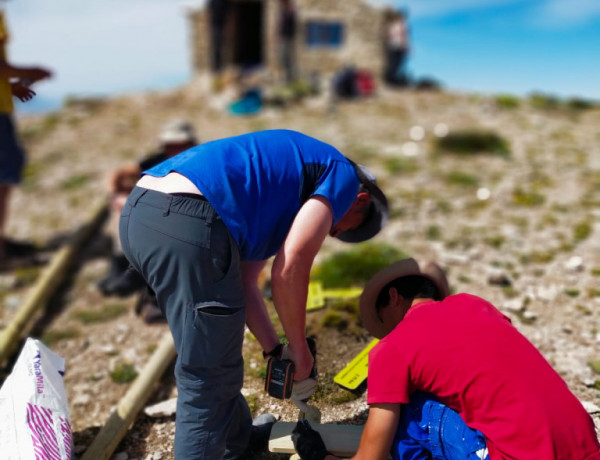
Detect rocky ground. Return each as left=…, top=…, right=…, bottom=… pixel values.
left=1, top=80, right=599, bottom=459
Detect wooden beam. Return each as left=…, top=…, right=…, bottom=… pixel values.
left=81, top=331, right=176, bottom=460
left=0, top=202, right=108, bottom=366
left=269, top=421, right=364, bottom=457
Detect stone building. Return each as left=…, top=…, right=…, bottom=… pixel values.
left=187, top=0, right=386, bottom=81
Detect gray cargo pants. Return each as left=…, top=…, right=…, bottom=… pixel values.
left=119, top=186, right=252, bottom=459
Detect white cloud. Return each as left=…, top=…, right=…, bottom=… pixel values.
left=533, top=0, right=600, bottom=27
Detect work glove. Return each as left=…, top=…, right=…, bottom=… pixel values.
left=281, top=341, right=318, bottom=401
left=291, top=377, right=317, bottom=401
left=291, top=419, right=330, bottom=460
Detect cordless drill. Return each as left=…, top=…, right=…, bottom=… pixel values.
left=264, top=337, right=317, bottom=400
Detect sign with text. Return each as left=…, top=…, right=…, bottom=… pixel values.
left=334, top=339, right=379, bottom=390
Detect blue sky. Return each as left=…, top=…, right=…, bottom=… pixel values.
left=3, top=0, right=599, bottom=113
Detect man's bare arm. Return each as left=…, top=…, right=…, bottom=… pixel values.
left=242, top=259, right=280, bottom=353
left=271, top=196, right=333, bottom=380
left=0, top=60, right=51, bottom=83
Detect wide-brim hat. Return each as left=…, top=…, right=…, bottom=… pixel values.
left=337, top=163, right=389, bottom=243
left=359, top=258, right=450, bottom=339
left=159, top=119, right=197, bottom=145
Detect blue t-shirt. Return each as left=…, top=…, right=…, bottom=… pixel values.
left=143, top=129, right=359, bottom=260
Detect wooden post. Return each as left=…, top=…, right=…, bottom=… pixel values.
left=0, top=202, right=108, bottom=367
left=81, top=331, right=176, bottom=460
left=269, top=421, right=364, bottom=457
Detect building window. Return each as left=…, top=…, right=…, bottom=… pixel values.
left=305, top=21, right=344, bottom=48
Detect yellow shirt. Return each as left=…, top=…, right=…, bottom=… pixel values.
left=0, top=10, right=14, bottom=114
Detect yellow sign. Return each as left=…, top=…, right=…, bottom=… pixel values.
left=306, top=281, right=325, bottom=311
left=334, top=339, right=379, bottom=390
left=323, top=287, right=363, bottom=299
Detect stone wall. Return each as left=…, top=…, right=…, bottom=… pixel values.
left=187, top=0, right=385, bottom=79
left=294, top=0, right=384, bottom=76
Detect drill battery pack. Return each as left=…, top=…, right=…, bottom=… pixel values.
left=264, top=337, right=317, bottom=400
left=265, top=357, right=295, bottom=399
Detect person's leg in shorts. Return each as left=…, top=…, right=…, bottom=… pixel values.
left=0, top=114, right=26, bottom=260
left=119, top=187, right=252, bottom=459
left=392, top=391, right=489, bottom=460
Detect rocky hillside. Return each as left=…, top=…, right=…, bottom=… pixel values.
left=2, top=81, right=600, bottom=458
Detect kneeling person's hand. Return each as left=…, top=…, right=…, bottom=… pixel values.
left=291, top=419, right=329, bottom=460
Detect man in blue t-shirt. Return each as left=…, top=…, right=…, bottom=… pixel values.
left=119, top=129, right=389, bottom=459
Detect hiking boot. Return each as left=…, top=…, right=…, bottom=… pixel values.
left=0, top=238, right=44, bottom=271
left=240, top=413, right=277, bottom=458
left=136, top=291, right=166, bottom=324
left=3, top=238, right=38, bottom=257
left=97, top=254, right=130, bottom=294
left=101, top=266, right=146, bottom=297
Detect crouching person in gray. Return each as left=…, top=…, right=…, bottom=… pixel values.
left=119, top=129, right=389, bottom=459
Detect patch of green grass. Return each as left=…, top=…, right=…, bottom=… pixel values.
left=591, top=268, right=600, bottom=277
left=72, top=303, right=128, bottom=324
left=14, top=266, right=42, bottom=287
left=564, top=288, right=580, bottom=298
left=508, top=216, right=530, bottom=231
left=588, top=360, right=600, bottom=375
left=588, top=288, right=600, bottom=298
left=575, top=304, right=592, bottom=315
left=520, top=250, right=555, bottom=265
left=465, top=198, right=491, bottom=211
left=495, top=94, right=520, bottom=109
left=425, top=225, right=442, bottom=240
left=60, top=174, right=91, bottom=190
left=435, top=200, right=453, bottom=214
left=566, top=97, right=597, bottom=111
left=573, top=221, right=592, bottom=242
left=435, top=130, right=510, bottom=156
left=529, top=92, right=561, bottom=110
left=330, top=298, right=359, bottom=315
left=21, top=162, right=42, bottom=190
left=314, top=371, right=362, bottom=405
left=512, top=188, right=546, bottom=207
left=541, top=213, right=559, bottom=226
left=444, top=171, right=479, bottom=187
left=110, top=362, right=138, bottom=384
left=41, top=328, right=81, bottom=346
left=321, top=311, right=348, bottom=331
left=457, top=274, right=471, bottom=283
left=311, top=242, right=407, bottom=289
left=513, top=310, right=537, bottom=325
left=384, top=157, right=419, bottom=174
left=245, top=393, right=260, bottom=416
left=502, top=285, right=519, bottom=299
left=484, top=235, right=505, bottom=249
left=388, top=205, right=406, bottom=220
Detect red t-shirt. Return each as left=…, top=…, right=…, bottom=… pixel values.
left=367, top=293, right=600, bottom=460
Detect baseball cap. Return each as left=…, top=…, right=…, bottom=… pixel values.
left=336, top=163, right=389, bottom=243
left=359, top=258, right=450, bottom=338
left=159, top=119, right=197, bottom=144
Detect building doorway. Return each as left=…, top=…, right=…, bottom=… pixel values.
left=230, top=1, right=263, bottom=68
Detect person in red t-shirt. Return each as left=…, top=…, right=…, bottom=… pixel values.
left=292, top=258, right=600, bottom=460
